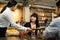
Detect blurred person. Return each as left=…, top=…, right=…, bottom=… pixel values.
left=24, top=13, right=39, bottom=36
left=20, top=17, right=25, bottom=26
left=44, top=19, right=48, bottom=26
left=43, top=0, right=60, bottom=40
left=0, top=0, right=31, bottom=39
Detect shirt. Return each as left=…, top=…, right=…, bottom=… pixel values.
left=0, top=7, right=27, bottom=31
left=43, top=17, right=60, bottom=40
left=24, top=22, right=39, bottom=36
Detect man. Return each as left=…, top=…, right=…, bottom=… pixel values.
left=0, top=0, right=31, bottom=39
left=43, top=0, right=60, bottom=40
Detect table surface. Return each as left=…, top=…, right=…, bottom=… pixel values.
left=0, top=35, right=42, bottom=40
left=3, top=27, right=45, bottom=40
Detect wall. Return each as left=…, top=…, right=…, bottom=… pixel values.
left=12, top=9, right=23, bottom=22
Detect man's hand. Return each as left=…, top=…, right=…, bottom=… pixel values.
left=27, top=28, right=32, bottom=31
left=25, top=28, right=32, bottom=33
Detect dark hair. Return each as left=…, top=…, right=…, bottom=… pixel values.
left=45, top=19, right=48, bottom=24
left=56, top=0, right=60, bottom=7
left=1, top=0, right=17, bottom=13
left=30, top=13, right=39, bottom=27
left=7, top=0, right=17, bottom=7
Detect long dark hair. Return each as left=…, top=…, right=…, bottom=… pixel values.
left=1, top=0, right=17, bottom=13
left=30, top=13, right=39, bottom=27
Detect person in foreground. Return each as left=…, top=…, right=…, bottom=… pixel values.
left=43, top=0, right=60, bottom=40
left=0, top=0, right=31, bottom=39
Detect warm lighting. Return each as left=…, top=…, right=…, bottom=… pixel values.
left=39, top=13, right=44, bottom=16
left=0, top=3, right=6, bottom=12
left=42, top=17, right=46, bottom=20
left=6, top=29, right=19, bottom=34
left=54, top=14, right=57, bottom=16
left=0, top=8, right=3, bottom=12
left=12, top=9, right=22, bottom=22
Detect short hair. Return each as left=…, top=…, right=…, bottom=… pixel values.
left=7, top=0, right=17, bottom=7
left=56, top=0, right=60, bottom=7
left=1, top=0, right=17, bottom=13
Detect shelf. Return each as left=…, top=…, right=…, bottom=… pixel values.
left=30, top=7, right=55, bottom=26
left=38, top=16, right=52, bottom=17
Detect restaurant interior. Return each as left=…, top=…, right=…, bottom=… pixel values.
left=0, top=0, right=59, bottom=40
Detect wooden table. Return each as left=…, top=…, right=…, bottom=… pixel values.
left=4, top=27, right=45, bottom=40
left=32, top=27, right=45, bottom=33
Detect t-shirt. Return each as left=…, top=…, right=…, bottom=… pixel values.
left=43, top=17, right=60, bottom=40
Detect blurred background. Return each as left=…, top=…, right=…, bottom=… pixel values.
left=0, top=0, right=59, bottom=40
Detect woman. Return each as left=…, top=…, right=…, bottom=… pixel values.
left=24, top=13, right=39, bottom=36
left=0, top=0, right=31, bottom=38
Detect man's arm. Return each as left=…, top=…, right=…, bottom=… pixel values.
left=43, top=19, right=58, bottom=39
left=2, top=12, right=28, bottom=31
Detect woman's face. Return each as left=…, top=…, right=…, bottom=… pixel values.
left=30, top=16, right=36, bottom=22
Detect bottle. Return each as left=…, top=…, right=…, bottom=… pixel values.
left=31, top=31, right=36, bottom=40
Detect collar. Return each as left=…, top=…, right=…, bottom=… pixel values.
left=6, top=7, right=11, bottom=12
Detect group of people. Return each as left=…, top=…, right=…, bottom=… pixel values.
left=0, top=0, right=60, bottom=40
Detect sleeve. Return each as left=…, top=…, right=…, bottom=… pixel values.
left=56, top=20, right=60, bottom=39
left=24, top=23, right=29, bottom=27
left=2, top=12, right=28, bottom=31
left=43, top=25, right=58, bottom=39
left=56, top=20, right=60, bottom=27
